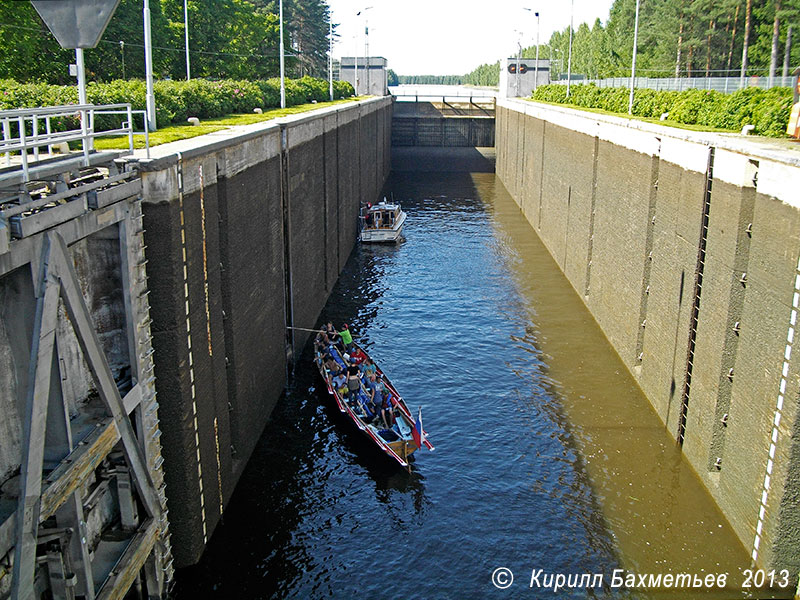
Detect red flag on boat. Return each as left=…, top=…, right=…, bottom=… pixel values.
left=412, top=407, right=424, bottom=449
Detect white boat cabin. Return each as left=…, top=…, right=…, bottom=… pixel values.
left=360, top=199, right=407, bottom=243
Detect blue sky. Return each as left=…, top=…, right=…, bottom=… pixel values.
left=327, top=0, right=616, bottom=76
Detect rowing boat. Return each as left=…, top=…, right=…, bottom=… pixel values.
left=314, top=341, right=434, bottom=468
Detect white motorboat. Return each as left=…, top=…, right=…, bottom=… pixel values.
left=359, top=199, right=406, bottom=243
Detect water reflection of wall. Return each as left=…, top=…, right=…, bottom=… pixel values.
left=484, top=174, right=751, bottom=590
left=496, top=98, right=800, bottom=579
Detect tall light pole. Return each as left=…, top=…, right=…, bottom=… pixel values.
left=628, top=0, right=641, bottom=114
left=566, top=0, right=574, bottom=97
left=328, top=19, right=334, bottom=101
left=534, top=11, right=540, bottom=90
left=144, top=0, right=156, bottom=130
left=184, top=0, right=191, bottom=80
left=279, top=0, right=285, bottom=108
left=357, top=7, right=372, bottom=95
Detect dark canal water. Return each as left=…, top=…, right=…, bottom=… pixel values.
left=174, top=171, right=782, bottom=599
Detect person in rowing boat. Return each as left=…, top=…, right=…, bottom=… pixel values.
left=346, top=363, right=361, bottom=406
left=360, top=357, right=376, bottom=379
left=366, top=373, right=385, bottom=422
left=314, top=329, right=330, bottom=354
left=324, top=322, right=337, bottom=346
left=323, top=353, right=341, bottom=377
left=349, top=345, right=366, bottom=366
left=337, top=323, right=354, bottom=353
left=332, top=370, right=348, bottom=396
left=379, top=391, right=395, bottom=430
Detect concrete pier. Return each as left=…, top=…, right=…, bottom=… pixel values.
left=135, top=96, right=392, bottom=567
left=496, top=97, right=800, bottom=576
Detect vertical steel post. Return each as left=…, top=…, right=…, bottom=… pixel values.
left=279, top=0, right=286, bottom=108
left=184, top=0, right=191, bottom=80
left=535, top=12, right=540, bottom=90
left=144, top=0, right=157, bottom=131
left=567, top=0, right=574, bottom=97
left=329, top=20, right=334, bottom=101
left=75, top=48, right=88, bottom=105
left=365, top=21, right=369, bottom=95
left=628, top=0, right=641, bottom=114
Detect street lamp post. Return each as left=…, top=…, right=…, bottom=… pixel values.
left=628, top=0, right=641, bottom=114
left=534, top=11, right=540, bottom=90
left=184, top=0, right=191, bottom=80
left=328, top=19, right=334, bottom=101
left=566, top=0, right=573, bottom=97
left=279, top=0, right=285, bottom=108
left=357, top=7, right=373, bottom=95
left=144, top=0, right=156, bottom=130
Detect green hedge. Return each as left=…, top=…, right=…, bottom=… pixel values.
left=0, top=76, right=355, bottom=129
left=531, top=84, right=794, bottom=138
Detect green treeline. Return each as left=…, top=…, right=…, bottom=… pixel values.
left=460, top=0, right=800, bottom=86
left=0, top=0, right=332, bottom=84
left=463, top=62, right=501, bottom=86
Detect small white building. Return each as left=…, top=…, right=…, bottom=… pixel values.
left=339, top=57, right=389, bottom=96
left=499, top=57, right=551, bottom=98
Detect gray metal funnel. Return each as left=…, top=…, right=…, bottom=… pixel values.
left=31, top=0, right=121, bottom=49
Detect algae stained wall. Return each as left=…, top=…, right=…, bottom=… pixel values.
left=496, top=98, right=800, bottom=575
left=139, top=97, right=392, bottom=567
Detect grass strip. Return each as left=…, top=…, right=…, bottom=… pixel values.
left=95, top=97, right=364, bottom=149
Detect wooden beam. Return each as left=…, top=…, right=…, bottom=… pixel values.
left=39, top=418, right=120, bottom=521
left=50, top=233, right=160, bottom=519
left=11, top=235, right=59, bottom=600
left=95, top=518, right=158, bottom=600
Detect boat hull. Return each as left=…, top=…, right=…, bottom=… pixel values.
left=314, top=341, right=432, bottom=468
left=360, top=209, right=406, bottom=243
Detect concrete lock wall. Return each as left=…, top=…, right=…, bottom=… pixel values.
left=137, top=96, right=392, bottom=567
left=496, top=98, right=800, bottom=574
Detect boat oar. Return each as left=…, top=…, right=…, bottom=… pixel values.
left=286, top=326, right=326, bottom=334
left=286, top=326, right=361, bottom=338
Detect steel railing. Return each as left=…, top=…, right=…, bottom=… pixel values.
left=0, top=103, right=150, bottom=183
left=552, top=75, right=797, bottom=94
left=393, top=93, right=497, bottom=103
